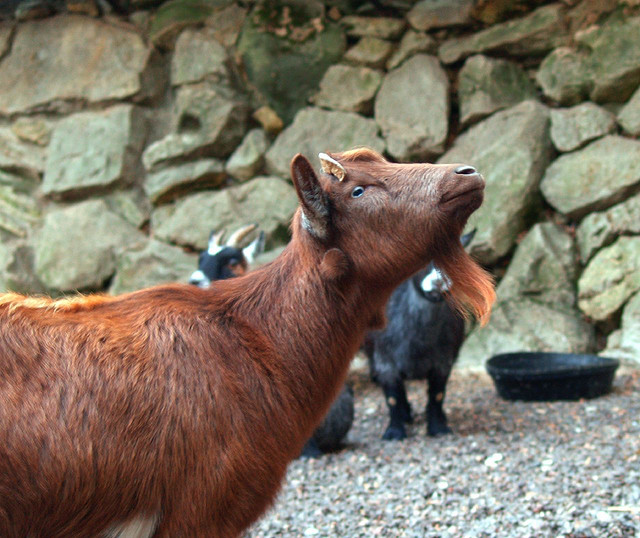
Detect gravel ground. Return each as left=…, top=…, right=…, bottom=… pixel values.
left=246, top=366, right=640, bottom=537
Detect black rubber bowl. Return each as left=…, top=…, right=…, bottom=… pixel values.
left=486, top=352, right=620, bottom=401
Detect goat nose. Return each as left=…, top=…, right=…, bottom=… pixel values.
left=454, top=165, right=477, bottom=175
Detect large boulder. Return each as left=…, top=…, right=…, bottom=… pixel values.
left=170, top=26, right=230, bottom=86
left=540, top=135, right=640, bottom=219
left=225, top=128, right=269, bottom=182
left=439, top=3, right=567, bottom=64
left=407, top=0, right=473, bottom=31
left=311, top=64, right=383, bottom=114
left=144, top=158, right=226, bottom=205
left=205, top=3, right=247, bottom=48
left=43, top=105, right=147, bottom=199
left=496, top=222, right=578, bottom=309
left=549, top=102, right=616, bottom=153
left=0, top=243, right=47, bottom=295
left=386, top=30, right=436, bottom=70
left=576, top=193, right=640, bottom=263
left=103, top=190, right=152, bottom=229
left=576, top=14, right=640, bottom=103
left=237, top=2, right=346, bottom=124
left=602, top=292, right=640, bottom=366
left=152, top=176, right=298, bottom=250
left=438, top=100, right=552, bottom=264
left=340, top=15, right=405, bottom=39
left=173, top=82, right=249, bottom=158
left=265, top=107, right=384, bottom=178
left=537, top=15, right=640, bottom=105
left=578, top=236, right=640, bottom=322
left=458, top=54, right=537, bottom=127
left=535, top=47, right=591, bottom=106
left=142, top=82, right=248, bottom=170
left=0, top=15, right=159, bottom=114
left=110, top=239, right=197, bottom=295
left=458, top=220, right=592, bottom=370
left=457, top=298, right=595, bottom=370
left=343, top=37, right=394, bottom=69
left=33, top=199, right=146, bottom=292
left=148, top=0, right=234, bottom=49
left=618, top=86, right=640, bottom=136
left=142, top=133, right=201, bottom=172
left=374, top=54, right=449, bottom=161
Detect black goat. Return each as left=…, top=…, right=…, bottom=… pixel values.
left=190, top=225, right=354, bottom=457
left=364, top=231, right=475, bottom=440
left=300, top=385, right=354, bottom=457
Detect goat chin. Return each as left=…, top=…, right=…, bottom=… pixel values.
left=433, top=240, right=495, bottom=326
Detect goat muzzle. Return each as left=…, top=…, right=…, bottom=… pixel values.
left=440, top=168, right=485, bottom=209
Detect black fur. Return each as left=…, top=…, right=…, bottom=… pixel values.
left=300, top=385, right=354, bottom=457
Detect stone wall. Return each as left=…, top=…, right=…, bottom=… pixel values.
left=0, top=0, right=639, bottom=368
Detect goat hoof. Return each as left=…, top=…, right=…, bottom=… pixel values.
left=382, top=426, right=407, bottom=441
left=427, top=424, right=452, bottom=437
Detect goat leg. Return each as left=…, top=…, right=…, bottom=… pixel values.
left=426, top=369, right=452, bottom=436
left=381, top=379, right=412, bottom=440
left=299, top=437, right=323, bottom=458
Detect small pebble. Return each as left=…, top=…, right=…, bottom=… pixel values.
left=247, top=371, right=640, bottom=537
left=484, top=452, right=503, bottom=468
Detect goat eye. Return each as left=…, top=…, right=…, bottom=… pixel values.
left=351, top=186, right=365, bottom=198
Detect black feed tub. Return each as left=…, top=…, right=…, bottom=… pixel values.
left=486, top=352, right=620, bottom=401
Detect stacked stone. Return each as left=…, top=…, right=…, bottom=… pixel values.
left=0, top=0, right=639, bottom=365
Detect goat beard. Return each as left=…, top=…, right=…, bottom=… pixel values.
left=431, top=237, right=496, bottom=326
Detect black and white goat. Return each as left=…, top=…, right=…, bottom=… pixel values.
left=364, top=231, right=475, bottom=440
left=190, top=225, right=354, bottom=457
left=189, top=225, right=265, bottom=287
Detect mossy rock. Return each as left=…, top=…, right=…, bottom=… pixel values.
left=149, top=0, right=232, bottom=49
left=237, top=1, right=346, bottom=124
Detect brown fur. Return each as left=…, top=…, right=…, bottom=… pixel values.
left=0, top=149, right=494, bottom=537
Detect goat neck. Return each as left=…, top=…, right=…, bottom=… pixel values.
left=210, top=149, right=495, bottom=453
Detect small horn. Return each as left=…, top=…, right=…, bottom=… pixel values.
left=208, top=229, right=226, bottom=254
left=227, top=223, right=258, bottom=248
left=319, top=152, right=346, bottom=181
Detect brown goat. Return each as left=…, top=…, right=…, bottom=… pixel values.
left=0, top=148, right=495, bottom=537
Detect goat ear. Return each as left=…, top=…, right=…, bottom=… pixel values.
left=461, top=228, right=476, bottom=248
left=291, top=153, right=330, bottom=240
left=320, top=248, right=350, bottom=280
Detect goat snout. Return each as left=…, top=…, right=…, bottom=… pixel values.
left=440, top=164, right=485, bottom=209
left=454, top=165, right=477, bottom=175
